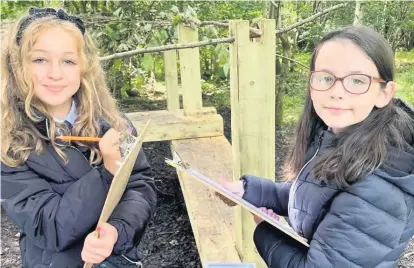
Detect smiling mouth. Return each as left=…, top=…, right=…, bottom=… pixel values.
left=45, top=85, right=65, bottom=91
left=325, top=107, right=349, bottom=111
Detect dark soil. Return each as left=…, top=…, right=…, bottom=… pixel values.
left=1, top=100, right=413, bottom=267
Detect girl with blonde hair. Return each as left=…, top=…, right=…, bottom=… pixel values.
left=1, top=8, right=156, bottom=268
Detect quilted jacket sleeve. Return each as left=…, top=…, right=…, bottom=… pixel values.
left=242, top=174, right=291, bottom=216
left=253, top=178, right=407, bottom=268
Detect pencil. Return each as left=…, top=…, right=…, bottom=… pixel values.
left=57, top=136, right=101, bottom=142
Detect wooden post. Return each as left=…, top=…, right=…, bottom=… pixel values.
left=229, top=19, right=276, bottom=267
left=178, top=24, right=203, bottom=115
left=164, top=50, right=180, bottom=111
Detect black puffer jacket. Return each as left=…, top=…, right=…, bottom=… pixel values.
left=242, top=99, right=414, bottom=268
left=1, top=116, right=157, bottom=268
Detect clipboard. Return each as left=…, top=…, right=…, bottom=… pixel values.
left=165, top=157, right=309, bottom=248
left=83, top=120, right=151, bottom=268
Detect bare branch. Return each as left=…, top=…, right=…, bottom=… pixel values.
left=200, top=21, right=229, bottom=28
left=99, top=37, right=235, bottom=61
left=270, top=0, right=279, bottom=10
left=189, top=18, right=262, bottom=37
left=276, top=53, right=308, bottom=69
left=99, top=38, right=308, bottom=72
left=275, top=3, right=348, bottom=35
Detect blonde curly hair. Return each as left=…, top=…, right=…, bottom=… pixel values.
left=1, top=11, right=127, bottom=167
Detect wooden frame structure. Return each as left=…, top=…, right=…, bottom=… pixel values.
left=125, top=20, right=276, bottom=267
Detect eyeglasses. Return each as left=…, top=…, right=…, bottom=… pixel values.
left=308, top=71, right=386, bottom=95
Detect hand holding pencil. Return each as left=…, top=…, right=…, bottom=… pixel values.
left=58, top=129, right=122, bottom=175
left=98, top=129, right=122, bottom=175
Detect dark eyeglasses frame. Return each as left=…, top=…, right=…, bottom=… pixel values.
left=307, top=71, right=387, bottom=95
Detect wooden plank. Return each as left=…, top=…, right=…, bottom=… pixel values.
left=229, top=20, right=244, bottom=259
left=171, top=137, right=241, bottom=267
left=229, top=19, right=276, bottom=267
left=164, top=50, right=180, bottom=111
left=178, top=24, right=203, bottom=115
left=125, top=108, right=223, bottom=142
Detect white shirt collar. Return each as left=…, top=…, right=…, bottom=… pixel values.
left=54, top=99, right=77, bottom=125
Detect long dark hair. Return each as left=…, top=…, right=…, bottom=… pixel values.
left=284, top=26, right=414, bottom=188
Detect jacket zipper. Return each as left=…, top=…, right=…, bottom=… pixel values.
left=288, top=133, right=324, bottom=217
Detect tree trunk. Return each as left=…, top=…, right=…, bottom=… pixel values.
left=71, top=1, right=81, bottom=14
left=353, top=0, right=363, bottom=25
left=407, top=32, right=414, bottom=50
left=91, top=0, right=98, bottom=12
left=279, top=35, right=291, bottom=83
left=382, top=0, right=388, bottom=37
left=81, top=1, right=88, bottom=13
left=312, top=1, right=318, bottom=14
left=290, top=31, right=298, bottom=72
left=266, top=1, right=284, bottom=127
left=276, top=33, right=292, bottom=127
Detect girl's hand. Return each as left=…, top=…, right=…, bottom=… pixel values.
left=216, top=177, right=245, bottom=206
left=99, top=128, right=122, bottom=175
left=253, top=207, right=279, bottom=225
left=81, top=223, right=118, bottom=264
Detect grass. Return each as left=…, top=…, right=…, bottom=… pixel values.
left=202, top=81, right=231, bottom=110
left=281, top=70, right=308, bottom=126
left=395, top=50, right=414, bottom=105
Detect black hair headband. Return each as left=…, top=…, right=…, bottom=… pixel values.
left=16, top=7, right=85, bottom=45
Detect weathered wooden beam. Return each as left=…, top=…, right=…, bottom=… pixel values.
left=230, top=19, right=276, bottom=267
left=126, top=108, right=223, bottom=142
left=178, top=24, right=203, bottom=115
left=171, top=137, right=241, bottom=266
left=164, top=50, right=180, bottom=112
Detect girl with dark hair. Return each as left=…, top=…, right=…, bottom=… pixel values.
left=221, top=26, right=414, bottom=267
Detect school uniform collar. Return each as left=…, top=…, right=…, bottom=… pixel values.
left=53, top=99, right=77, bottom=126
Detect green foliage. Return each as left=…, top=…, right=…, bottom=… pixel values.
left=280, top=71, right=308, bottom=126
left=363, top=2, right=414, bottom=50
left=2, top=0, right=413, bottom=109
left=1, top=1, right=47, bottom=19
left=294, top=52, right=312, bottom=68
left=395, top=50, right=414, bottom=105
left=141, top=54, right=154, bottom=72
left=202, top=82, right=230, bottom=109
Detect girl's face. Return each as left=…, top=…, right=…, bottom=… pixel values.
left=29, top=27, right=81, bottom=119
left=310, top=39, right=395, bottom=133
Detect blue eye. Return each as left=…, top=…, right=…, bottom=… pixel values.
left=33, top=58, right=46, bottom=63
left=320, top=76, right=333, bottom=84
left=64, top=60, right=75, bottom=65
left=351, top=78, right=364, bottom=84
left=347, top=75, right=369, bottom=86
